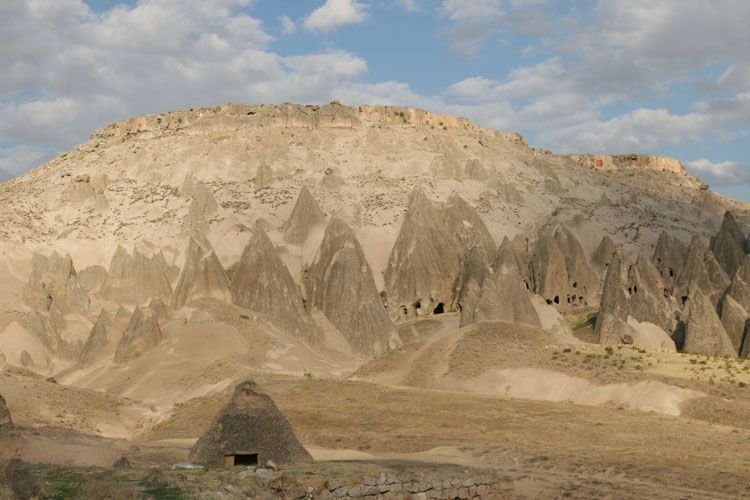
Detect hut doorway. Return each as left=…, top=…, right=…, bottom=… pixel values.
left=224, top=452, right=258, bottom=466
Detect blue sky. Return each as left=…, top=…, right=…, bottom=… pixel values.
left=1, top=0, right=748, bottom=199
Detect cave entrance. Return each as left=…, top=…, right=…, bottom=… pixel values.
left=223, top=452, right=258, bottom=467
left=433, top=302, right=445, bottom=315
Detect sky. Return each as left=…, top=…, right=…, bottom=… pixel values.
left=1, top=0, right=749, bottom=199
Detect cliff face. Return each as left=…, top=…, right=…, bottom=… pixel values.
left=567, top=154, right=687, bottom=175
left=91, top=102, right=527, bottom=145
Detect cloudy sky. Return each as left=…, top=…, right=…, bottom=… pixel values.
left=1, top=0, right=749, bottom=199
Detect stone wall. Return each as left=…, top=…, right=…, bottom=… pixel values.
left=242, top=468, right=510, bottom=499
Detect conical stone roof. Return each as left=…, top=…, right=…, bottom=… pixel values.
left=281, top=186, right=326, bottom=244
left=188, top=380, right=312, bottom=467
left=304, top=217, right=398, bottom=357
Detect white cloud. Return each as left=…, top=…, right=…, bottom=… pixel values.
left=438, top=0, right=503, bottom=23
left=303, top=0, right=369, bottom=33
left=0, top=145, right=55, bottom=182
left=686, top=159, right=750, bottom=186
left=394, top=0, right=420, bottom=12
left=279, top=15, right=296, bottom=35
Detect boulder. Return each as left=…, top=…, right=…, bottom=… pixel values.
left=304, top=217, right=399, bottom=357
left=678, top=285, right=736, bottom=357
left=231, top=227, right=308, bottom=336
left=281, top=186, right=326, bottom=244
left=188, top=380, right=312, bottom=467
left=172, top=237, right=231, bottom=308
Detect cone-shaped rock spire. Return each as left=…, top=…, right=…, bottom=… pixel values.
left=231, top=227, right=308, bottom=335
left=172, top=237, right=231, bottom=308
left=678, top=284, right=736, bottom=357
left=305, top=217, right=399, bottom=357
left=281, top=186, right=326, bottom=244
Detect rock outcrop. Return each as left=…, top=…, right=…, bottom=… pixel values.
left=567, top=154, right=687, bottom=175
left=100, top=245, right=173, bottom=306
left=674, top=236, right=729, bottom=306
left=677, top=285, right=736, bottom=357
left=529, top=224, right=598, bottom=309
left=281, top=186, right=326, bottom=244
left=591, top=236, right=617, bottom=274
left=652, top=231, right=687, bottom=289
left=79, top=310, right=114, bottom=365
left=172, top=237, right=231, bottom=308
left=22, top=252, right=89, bottom=315
left=710, top=211, right=747, bottom=276
left=384, top=189, right=495, bottom=318
left=188, top=380, right=312, bottom=467
left=595, top=252, right=676, bottom=350
left=231, top=227, right=308, bottom=336
left=0, top=394, right=11, bottom=429
left=470, top=266, right=541, bottom=327
left=304, top=218, right=399, bottom=357
left=113, top=306, right=164, bottom=362
left=718, top=293, right=748, bottom=354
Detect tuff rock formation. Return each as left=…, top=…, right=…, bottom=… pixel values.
left=0, top=394, right=11, bottom=429
left=677, top=284, right=736, bottom=357
left=281, top=186, right=326, bottom=244
left=718, top=293, right=748, bottom=353
left=591, top=236, right=617, bottom=274
left=79, top=310, right=114, bottom=365
left=674, top=236, right=730, bottom=306
left=529, top=223, right=598, bottom=309
left=595, top=252, right=677, bottom=350
left=652, top=231, right=687, bottom=289
left=304, top=217, right=399, bottom=357
left=188, top=380, right=312, bottom=467
left=231, top=227, right=309, bottom=336
left=710, top=211, right=747, bottom=276
left=384, top=189, right=495, bottom=318
left=113, top=306, right=164, bottom=363
left=22, top=252, right=89, bottom=315
left=100, top=245, right=173, bottom=306
left=470, top=266, right=541, bottom=327
left=172, top=237, right=231, bottom=308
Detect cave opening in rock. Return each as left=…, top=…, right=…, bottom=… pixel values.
left=433, top=302, right=444, bottom=315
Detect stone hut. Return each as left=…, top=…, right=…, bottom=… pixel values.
left=189, top=381, right=312, bottom=467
